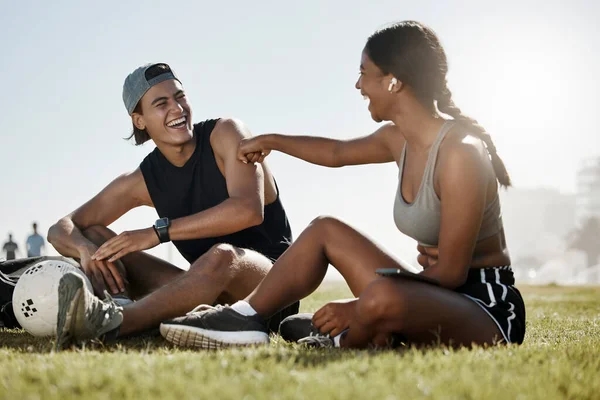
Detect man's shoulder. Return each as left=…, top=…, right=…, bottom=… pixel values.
left=209, top=118, right=250, bottom=144
left=213, top=117, right=245, bottom=131
left=193, top=118, right=222, bottom=136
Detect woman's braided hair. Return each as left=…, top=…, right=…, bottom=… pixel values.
left=365, top=21, right=511, bottom=187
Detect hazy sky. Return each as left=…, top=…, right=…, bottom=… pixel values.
left=1, top=0, right=598, bottom=271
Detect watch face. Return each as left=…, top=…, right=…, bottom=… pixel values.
left=156, top=218, right=169, bottom=229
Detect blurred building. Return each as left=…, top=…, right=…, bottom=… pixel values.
left=500, top=187, right=576, bottom=263
left=575, top=156, right=600, bottom=223
left=497, top=158, right=600, bottom=284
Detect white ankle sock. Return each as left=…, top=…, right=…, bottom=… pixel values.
left=230, top=300, right=258, bottom=316
left=333, top=329, right=349, bottom=347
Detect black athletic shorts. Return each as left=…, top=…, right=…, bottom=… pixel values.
left=455, top=266, right=526, bottom=344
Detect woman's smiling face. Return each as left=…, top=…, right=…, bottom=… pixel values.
left=355, top=50, right=395, bottom=123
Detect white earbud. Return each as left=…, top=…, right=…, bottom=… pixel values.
left=388, top=77, right=398, bottom=92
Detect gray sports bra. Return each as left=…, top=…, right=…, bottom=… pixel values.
left=393, top=121, right=503, bottom=247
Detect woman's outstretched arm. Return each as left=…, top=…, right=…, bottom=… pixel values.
left=238, top=123, right=399, bottom=167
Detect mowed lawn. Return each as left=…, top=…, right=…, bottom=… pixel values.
left=1, top=283, right=599, bottom=400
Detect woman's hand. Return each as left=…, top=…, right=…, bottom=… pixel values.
left=417, top=244, right=439, bottom=268
left=312, top=299, right=357, bottom=337
left=92, top=227, right=160, bottom=264
left=237, top=135, right=272, bottom=164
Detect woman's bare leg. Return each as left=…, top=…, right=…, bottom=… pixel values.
left=244, top=216, right=502, bottom=348
left=247, top=216, right=409, bottom=317
left=343, top=277, right=503, bottom=348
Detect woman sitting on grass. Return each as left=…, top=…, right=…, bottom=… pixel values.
left=159, top=20, right=526, bottom=349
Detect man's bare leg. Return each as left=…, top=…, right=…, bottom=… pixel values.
left=82, top=226, right=272, bottom=337
left=82, top=225, right=183, bottom=299
left=155, top=216, right=501, bottom=349
left=119, top=244, right=271, bottom=336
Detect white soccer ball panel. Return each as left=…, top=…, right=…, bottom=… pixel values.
left=12, top=260, right=91, bottom=337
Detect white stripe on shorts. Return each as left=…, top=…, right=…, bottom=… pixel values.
left=481, top=268, right=496, bottom=307
left=494, top=267, right=516, bottom=342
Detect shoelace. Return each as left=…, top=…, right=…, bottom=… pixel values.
left=84, top=290, right=122, bottom=330
left=186, top=303, right=226, bottom=315
left=298, top=333, right=333, bottom=347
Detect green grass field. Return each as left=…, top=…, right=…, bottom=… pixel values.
left=1, top=283, right=599, bottom=400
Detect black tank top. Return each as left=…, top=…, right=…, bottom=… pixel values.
left=140, top=119, right=292, bottom=263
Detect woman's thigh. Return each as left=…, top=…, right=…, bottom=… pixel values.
left=307, top=216, right=417, bottom=296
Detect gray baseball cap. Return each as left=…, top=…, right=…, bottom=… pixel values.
left=122, top=63, right=181, bottom=115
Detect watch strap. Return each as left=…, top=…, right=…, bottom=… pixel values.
left=154, top=218, right=171, bottom=243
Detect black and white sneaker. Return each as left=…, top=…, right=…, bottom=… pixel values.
left=279, top=313, right=320, bottom=342
left=279, top=313, right=338, bottom=347
left=160, top=304, right=269, bottom=349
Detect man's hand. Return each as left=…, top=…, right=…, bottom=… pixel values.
left=78, top=243, right=127, bottom=295
left=238, top=136, right=271, bottom=164
left=312, top=299, right=357, bottom=337
left=92, top=227, right=160, bottom=264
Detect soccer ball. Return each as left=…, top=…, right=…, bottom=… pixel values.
left=12, top=259, right=92, bottom=337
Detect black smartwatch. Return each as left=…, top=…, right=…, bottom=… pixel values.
left=153, top=217, right=171, bottom=243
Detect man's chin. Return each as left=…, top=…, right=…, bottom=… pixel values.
left=167, top=130, right=193, bottom=144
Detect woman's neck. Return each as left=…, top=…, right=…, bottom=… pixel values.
left=391, top=101, right=445, bottom=152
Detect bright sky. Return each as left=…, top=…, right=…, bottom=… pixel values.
left=1, top=0, right=598, bottom=272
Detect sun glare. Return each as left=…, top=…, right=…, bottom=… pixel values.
left=447, top=24, right=578, bottom=189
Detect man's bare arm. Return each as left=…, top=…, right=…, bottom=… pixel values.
left=47, top=169, right=149, bottom=293
left=92, top=119, right=267, bottom=262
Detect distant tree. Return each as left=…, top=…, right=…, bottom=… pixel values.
left=568, top=217, right=600, bottom=267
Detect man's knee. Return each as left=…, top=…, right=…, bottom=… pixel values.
left=190, top=243, right=240, bottom=274
left=308, top=215, right=346, bottom=236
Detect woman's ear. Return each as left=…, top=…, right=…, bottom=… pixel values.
left=387, top=76, right=404, bottom=93
left=132, top=113, right=146, bottom=130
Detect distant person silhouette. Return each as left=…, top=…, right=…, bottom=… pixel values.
left=2, top=234, right=19, bottom=260
left=26, top=222, right=46, bottom=257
